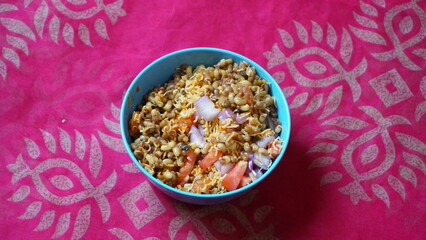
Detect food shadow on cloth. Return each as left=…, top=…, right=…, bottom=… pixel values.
left=177, top=139, right=327, bottom=239
left=255, top=138, right=327, bottom=238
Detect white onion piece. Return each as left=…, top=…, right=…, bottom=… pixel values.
left=218, top=108, right=235, bottom=123
left=248, top=158, right=254, bottom=171
left=190, top=125, right=206, bottom=148
left=213, top=160, right=222, bottom=171
left=213, top=161, right=234, bottom=176
left=249, top=171, right=257, bottom=181
left=249, top=168, right=264, bottom=181
left=254, top=168, right=264, bottom=178
left=253, top=153, right=271, bottom=170
left=220, top=163, right=234, bottom=175
left=194, top=96, right=220, bottom=121
left=247, top=152, right=255, bottom=172
left=256, top=136, right=274, bottom=148
left=197, top=124, right=205, bottom=136
left=193, top=111, right=200, bottom=120
left=248, top=152, right=255, bottom=161
left=236, top=113, right=248, bottom=124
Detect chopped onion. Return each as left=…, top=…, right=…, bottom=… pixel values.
left=193, top=111, right=200, bottom=120
left=256, top=136, right=274, bottom=148
left=247, top=152, right=255, bottom=172
left=248, top=168, right=264, bottom=181
left=190, top=125, right=206, bottom=148
left=194, top=96, right=220, bottom=121
left=218, top=108, right=235, bottom=123
left=236, top=113, right=248, bottom=124
left=197, top=124, right=205, bottom=136
left=220, top=163, right=234, bottom=175
left=248, top=159, right=254, bottom=171
left=214, top=161, right=234, bottom=176
left=213, top=160, right=222, bottom=172
left=254, top=168, right=264, bottom=178
left=248, top=152, right=255, bottom=161
left=253, top=153, right=271, bottom=170
left=249, top=171, right=257, bottom=181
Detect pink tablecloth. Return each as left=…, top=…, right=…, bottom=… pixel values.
left=1, top=0, right=425, bottom=239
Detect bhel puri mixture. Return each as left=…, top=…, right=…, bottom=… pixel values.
left=129, top=58, right=283, bottom=194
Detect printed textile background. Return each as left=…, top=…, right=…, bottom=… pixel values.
left=0, top=0, right=425, bottom=239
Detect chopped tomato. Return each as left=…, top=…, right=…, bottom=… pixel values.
left=199, top=149, right=223, bottom=170
left=175, top=115, right=194, bottom=133
left=221, top=161, right=248, bottom=191
left=176, top=150, right=197, bottom=186
left=238, top=175, right=252, bottom=188
left=268, top=139, right=282, bottom=158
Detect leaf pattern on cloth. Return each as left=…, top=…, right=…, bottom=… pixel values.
left=372, top=184, right=391, bottom=208
left=264, top=21, right=367, bottom=119
left=40, top=129, right=57, bottom=153
left=51, top=212, right=71, bottom=239
left=320, top=171, right=343, bottom=186
left=212, top=218, right=236, bottom=234
left=6, top=128, right=118, bottom=239
left=34, top=210, right=55, bottom=231
left=109, top=228, right=135, bottom=240
left=360, top=144, right=379, bottom=165
left=19, top=201, right=42, bottom=219
left=2, top=0, right=426, bottom=239
left=8, top=185, right=31, bottom=202
left=0, top=0, right=126, bottom=80
left=309, top=157, right=336, bottom=169
left=351, top=0, right=426, bottom=71
left=253, top=206, right=273, bottom=223
left=71, top=204, right=91, bottom=240
left=49, top=175, right=74, bottom=190
left=168, top=200, right=277, bottom=240
left=388, top=175, right=406, bottom=200
left=264, top=0, right=426, bottom=209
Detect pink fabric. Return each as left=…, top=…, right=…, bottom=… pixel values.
left=1, top=0, right=425, bottom=239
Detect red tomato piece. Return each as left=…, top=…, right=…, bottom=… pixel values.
left=176, top=150, right=197, bottom=186
left=199, top=149, right=223, bottom=170
left=221, top=161, right=248, bottom=191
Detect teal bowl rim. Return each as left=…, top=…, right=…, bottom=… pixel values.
left=120, top=47, right=291, bottom=200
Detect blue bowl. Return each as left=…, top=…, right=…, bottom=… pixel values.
left=120, top=48, right=291, bottom=205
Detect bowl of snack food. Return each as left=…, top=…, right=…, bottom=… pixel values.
left=120, top=47, right=291, bottom=205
